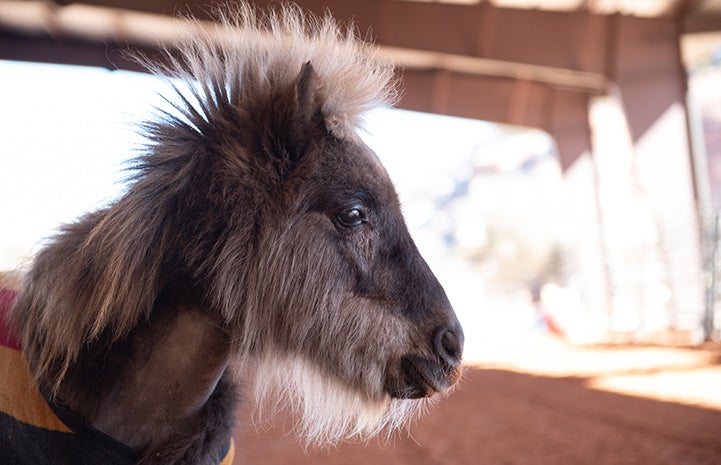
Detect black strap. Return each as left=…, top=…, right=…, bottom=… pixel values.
left=43, top=393, right=139, bottom=463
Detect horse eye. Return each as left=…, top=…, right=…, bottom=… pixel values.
left=337, top=206, right=367, bottom=228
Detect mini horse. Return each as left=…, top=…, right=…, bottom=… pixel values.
left=0, top=4, right=463, bottom=464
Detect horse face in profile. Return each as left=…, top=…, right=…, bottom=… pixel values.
left=4, top=4, right=464, bottom=463
left=239, top=73, right=464, bottom=440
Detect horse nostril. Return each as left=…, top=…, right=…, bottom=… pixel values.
left=434, top=327, right=462, bottom=367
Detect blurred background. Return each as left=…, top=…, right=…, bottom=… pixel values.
left=1, top=1, right=721, bottom=464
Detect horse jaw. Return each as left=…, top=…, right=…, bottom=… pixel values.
left=249, top=352, right=432, bottom=447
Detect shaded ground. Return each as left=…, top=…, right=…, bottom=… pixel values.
left=232, top=342, right=721, bottom=465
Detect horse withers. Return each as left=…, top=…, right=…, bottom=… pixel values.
left=1, top=4, right=464, bottom=464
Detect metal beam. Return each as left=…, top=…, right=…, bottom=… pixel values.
left=381, top=46, right=607, bottom=93
left=400, top=69, right=591, bottom=169
left=0, top=0, right=612, bottom=92
left=610, top=14, right=705, bottom=330
left=0, top=28, right=147, bottom=72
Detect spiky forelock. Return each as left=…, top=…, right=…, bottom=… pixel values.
left=142, top=2, right=398, bottom=138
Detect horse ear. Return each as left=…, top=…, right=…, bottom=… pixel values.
left=295, top=62, right=321, bottom=122
left=286, top=61, right=326, bottom=162
left=255, top=61, right=326, bottom=172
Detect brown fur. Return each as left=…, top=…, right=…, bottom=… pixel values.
left=8, top=3, right=463, bottom=464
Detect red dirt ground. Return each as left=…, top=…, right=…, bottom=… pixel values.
left=232, top=342, right=721, bottom=465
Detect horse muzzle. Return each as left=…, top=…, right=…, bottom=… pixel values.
left=387, top=326, right=464, bottom=399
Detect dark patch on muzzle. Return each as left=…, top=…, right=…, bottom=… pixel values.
left=388, top=326, right=464, bottom=399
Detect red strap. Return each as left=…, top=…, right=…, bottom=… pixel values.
left=0, top=288, right=21, bottom=350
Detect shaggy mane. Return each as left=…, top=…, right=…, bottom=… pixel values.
left=142, top=2, right=399, bottom=138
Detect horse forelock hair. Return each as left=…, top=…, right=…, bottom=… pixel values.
left=141, top=2, right=399, bottom=139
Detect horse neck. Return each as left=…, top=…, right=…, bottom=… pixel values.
left=59, top=304, right=232, bottom=451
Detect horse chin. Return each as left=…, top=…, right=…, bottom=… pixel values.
left=386, top=354, right=462, bottom=400
left=251, top=352, right=425, bottom=446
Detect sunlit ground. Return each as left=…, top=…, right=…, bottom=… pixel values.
left=2, top=60, right=721, bottom=413
left=464, top=335, right=721, bottom=410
